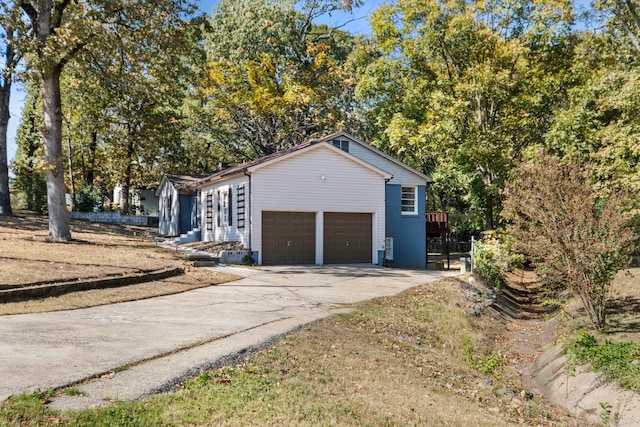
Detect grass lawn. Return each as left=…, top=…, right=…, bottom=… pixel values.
left=0, top=276, right=594, bottom=426
left=0, top=211, right=240, bottom=314
left=561, top=267, right=640, bottom=394
left=0, top=212, right=178, bottom=286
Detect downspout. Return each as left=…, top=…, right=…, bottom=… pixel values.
left=243, top=170, right=253, bottom=261
left=425, top=181, right=432, bottom=269
left=384, top=177, right=391, bottom=267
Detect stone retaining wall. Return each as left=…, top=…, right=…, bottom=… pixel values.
left=70, top=211, right=158, bottom=227
left=0, top=267, right=183, bottom=303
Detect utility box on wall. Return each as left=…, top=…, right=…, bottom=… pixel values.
left=385, top=237, right=394, bottom=262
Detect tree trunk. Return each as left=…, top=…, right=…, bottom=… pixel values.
left=121, top=136, right=135, bottom=215
left=85, top=131, right=98, bottom=186
left=0, top=23, right=16, bottom=217
left=485, top=193, right=494, bottom=230
left=0, top=84, right=12, bottom=216
left=42, top=70, right=71, bottom=241
left=66, top=133, right=75, bottom=211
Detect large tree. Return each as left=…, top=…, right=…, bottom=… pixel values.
left=12, top=78, right=46, bottom=212
left=12, top=0, right=194, bottom=240
left=192, top=0, right=361, bottom=162
left=57, top=9, right=194, bottom=214
left=545, top=17, right=640, bottom=200
left=351, top=0, right=574, bottom=231
left=0, top=5, right=22, bottom=216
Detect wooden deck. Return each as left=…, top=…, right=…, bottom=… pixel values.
left=426, top=211, right=449, bottom=236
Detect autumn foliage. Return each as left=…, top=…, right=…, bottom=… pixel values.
left=501, top=154, right=637, bottom=330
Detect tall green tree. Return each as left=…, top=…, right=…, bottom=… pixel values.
left=60, top=69, right=110, bottom=192
left=192, top=0, right=361, bottom=161
left=11, top=0, right=194, bottom=240
left=545, top=22, right=640, bottom=202
left=58, top=8, right=194, bottom=214
left=0, top=5, right=22, bottom=216
left=12, top=78, right=46, bottom=213
left=351, top=0, right=574, bottom=231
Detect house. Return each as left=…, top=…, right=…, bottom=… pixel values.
left=113, top=183, right=159, bottom=216
left=171, top=131, right=433, bottom=268
left=156, top=174, right=209, bottom=237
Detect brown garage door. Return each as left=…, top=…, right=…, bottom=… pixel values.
left=324, top=212, right=372, bottom=264
left=262, top=211, right=316, bottom=265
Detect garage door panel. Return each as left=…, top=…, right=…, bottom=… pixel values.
left=262, top=211, right=316, bottom=265
left=324, top=212, right=372, bottom=264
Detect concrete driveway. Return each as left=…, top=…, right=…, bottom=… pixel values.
left=0, top=265, right=454, bottom=409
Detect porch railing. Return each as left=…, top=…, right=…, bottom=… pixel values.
left=426, top=211, right=449, bottom=234
left=426, top=211, right=449, bottom=224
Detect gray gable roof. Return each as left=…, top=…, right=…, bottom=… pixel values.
left=165, top=174, right=211, bottom=189
left=182, top=131, right=432, bottom=190
left=156, top=174, right=211, bottom=196
left=315, top=131, right=433, bottom=183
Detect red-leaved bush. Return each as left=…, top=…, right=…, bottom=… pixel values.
left=501, top=154, right=637, bottom=330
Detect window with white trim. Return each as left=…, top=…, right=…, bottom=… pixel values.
left=401, top=186, right=417, bottom=215
left=332, top=139, right=349, bottom=152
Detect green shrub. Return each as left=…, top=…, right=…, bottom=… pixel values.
left=474, top=232, right=523, bottom=288
left=564, top=331, right=640, bottom=392
left=462, top=336, right=506, bottom=375
left=502, top=154, right=637, bottom=330
left=74, top=185, right=104, bottom=212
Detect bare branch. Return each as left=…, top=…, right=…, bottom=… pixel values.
left=55, top=40, right=87, bottom=75
left=52, top=0, right=72, bottom=32
left=307, top=15, right=364, bottom=42
left=622, top=0, right=640, bottom=33
left=19, top=1, right=38, bottom=27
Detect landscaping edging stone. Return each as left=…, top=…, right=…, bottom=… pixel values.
left=0, top=267, right=184, bottom=303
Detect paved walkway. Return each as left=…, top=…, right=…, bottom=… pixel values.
left=0, top=265, right=454, bottom=410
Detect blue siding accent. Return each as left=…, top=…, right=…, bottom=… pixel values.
left=178, top=194, right=195, bottom=235
left=385, top=184, right=426, bottom=269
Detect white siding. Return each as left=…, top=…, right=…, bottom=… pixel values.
left=252, top=144, right=386, bottom=265
left=200, top=176, right=250, bottom=247
left=157, top=182, right=179, bottom=237
left=132, top=189, right=159, bottom=216
left=347, top=140, right=426, bottom=186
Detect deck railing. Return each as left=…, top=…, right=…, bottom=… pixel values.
left=426, top=211, right=449, bottom=235
left=426, top=211, right=449, bottom=224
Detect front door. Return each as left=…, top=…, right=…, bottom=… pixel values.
left=178, top=194, right=194, bottom=235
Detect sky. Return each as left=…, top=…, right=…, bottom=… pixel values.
left=5, top=0, right=383, bottom=164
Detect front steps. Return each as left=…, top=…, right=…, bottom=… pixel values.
left=171, top=228, right=202, bottom=245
